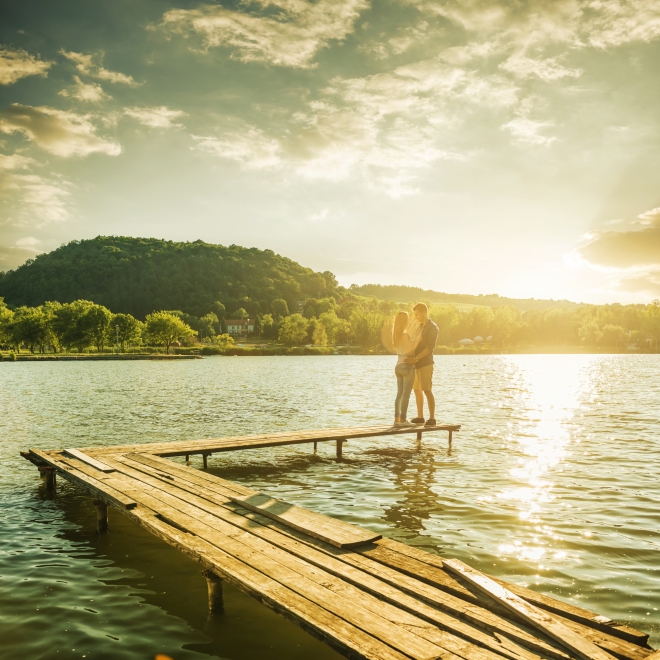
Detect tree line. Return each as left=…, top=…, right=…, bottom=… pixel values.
left=2, top=293, right=659, bottom=355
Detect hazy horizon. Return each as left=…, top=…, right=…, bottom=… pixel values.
left=1, top=0, right=659, bottom=304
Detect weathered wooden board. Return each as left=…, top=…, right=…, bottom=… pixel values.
left=444, top=559, right=618, bottom=660
left=231, top=492, right=381, bottom=549
left=63, top=448, right=115, bottom=473
left=82, top=424, right=460, bottom=457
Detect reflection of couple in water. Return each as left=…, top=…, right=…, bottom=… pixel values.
left=392, top=302, right=439, bottom=427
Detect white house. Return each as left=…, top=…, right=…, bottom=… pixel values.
left=226, top=319, right=255, bottom=337
left=458, top=338, right=474, bottom=345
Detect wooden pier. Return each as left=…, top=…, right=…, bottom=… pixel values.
left=22, top=425, right=657, bottom=660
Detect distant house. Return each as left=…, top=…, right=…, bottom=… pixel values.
left=226, top=319, right=255, bottom=337
left=458, top=338, right=474, bottom=345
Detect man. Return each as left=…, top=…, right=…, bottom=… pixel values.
left=410, top=302, right=438, bottom=426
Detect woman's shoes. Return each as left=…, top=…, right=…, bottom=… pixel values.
left=410, top=417, right=425, bottom=424
left=394, top=420, right=415, bottom=427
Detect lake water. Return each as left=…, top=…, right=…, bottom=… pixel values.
left=1, top=355, right=659, bottom=660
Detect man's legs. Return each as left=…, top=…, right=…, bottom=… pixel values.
left=424, top=390, right=435, bottom=420
left=414, top=389, right=424, bottom=418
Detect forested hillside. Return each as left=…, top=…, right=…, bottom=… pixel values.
left=0, top=237, right=337, bottom=318
left=350, top=284, right=579, bottom=311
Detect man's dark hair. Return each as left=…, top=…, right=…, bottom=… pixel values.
left=413, top=302, right=428, bottom=314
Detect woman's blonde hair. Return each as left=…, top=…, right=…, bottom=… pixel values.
left=392, top=311, right=409, bottom=349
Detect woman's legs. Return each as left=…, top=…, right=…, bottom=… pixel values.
left=394, top=366, right=405, bottom=421
left=399, top=365, right=415, bottom=420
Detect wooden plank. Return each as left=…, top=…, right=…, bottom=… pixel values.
left=108, top=453, right=569, bottom=660
left=62, top=448, right=115, bottom=473
left=81, top=460, right=460, bottom=660
left=375, top=539, right=648, bottom=647
left=127, top=509, right=412, bottom=660
left=104, top=453, right=651, bottom=660
left=444, top=559, right=618, bottom=660
left=81, top=424, right=461, bottom=457
left=231, top=492, right=381, bottom=549
left=29, top=450, right=136, bottom=509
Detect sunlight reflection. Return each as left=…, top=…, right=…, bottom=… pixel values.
left=496, top=356, right=595, bottom=567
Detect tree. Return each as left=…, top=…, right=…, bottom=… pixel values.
left=271, top=299, right=289, bottom=319
left=50, top=300, right=101, bottom=352
left=211, top=301, right=226, bottom=318
left=312, top=322, right=328, bottom=346
left=491, top=306, right=522, bottom=347
left=643, top=300, right=660, bottom=346
left=145, top=311, right=195, bottom=353
left=429, top=304, right=459, bottom=345
left=11, top=306, right=52, bottom=353
left=233, top=307, right=249, bottom=320
left=199, top=313, right=219, bottom=339
left=601, top=324, right=626, bottom=347
left=318, top=311, right=349, bottom=344
left=112, top=313, right=143, bottom=351
left=84, top=303, right=113, bottom=352
left=261, top=313, right=275, bottom=338
left=0, top=298, right=15, bottom=348
left=350, top=310, right=387, bottom=349
left=213, top=333, right=234, bottom=350
left=578, top=320, right=602, bottom=346
left=278, top=313, right=309, bottom=346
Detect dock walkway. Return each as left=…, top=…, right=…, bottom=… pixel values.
left=22, top=425, right=657, bottom=660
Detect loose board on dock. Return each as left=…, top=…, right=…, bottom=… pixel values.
left=21, top=425, right=655, bottom=660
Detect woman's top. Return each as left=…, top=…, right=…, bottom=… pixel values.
left=395, top=331, right=418, bottom=364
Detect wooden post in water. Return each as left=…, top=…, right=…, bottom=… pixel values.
left=448, top=430, right=453, bottom=445
left=41, top=466, right=56, bottom=491
left=185, top=454, right=190, bottom=464
left=202, top=570, right=224, bottom=614
left=313, top=441, right=317, bottom=453
left=336, top=439, right=345, bottom=459
left=416, top=430, right=423, bottom=442
left=94, top=500, right=108, bottom=533
left=202, top=453, right=208, bottom=469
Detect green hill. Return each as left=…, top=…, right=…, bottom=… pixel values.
left=0, top=236, right=337, bottom=319
left=349, top=284, right=579, bottom=312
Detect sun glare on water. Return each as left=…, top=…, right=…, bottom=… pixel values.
left=495, top=355, right=594, bottom=568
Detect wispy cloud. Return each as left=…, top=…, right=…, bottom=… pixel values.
left=60, top=50, right=138, bottom=86
left=59, top=76, right=111, bottom=102
left=124, top=106, right=186, bottom=128
left=0, top=104, right=121, bottom=157
left=0, top=46, right=53, bottom=85
left=157, top=0, right=368, bottom=68
left=193, top=128, right=282, bottom=169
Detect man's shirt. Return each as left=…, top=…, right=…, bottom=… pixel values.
left=414, top=319, right=439, bottom=369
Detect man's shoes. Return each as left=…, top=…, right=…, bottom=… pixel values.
left=425, top=418, right=437, bottom=427
left=395, top=420, right=415, bottom=427
left=411, top=417, right=425, bottom=424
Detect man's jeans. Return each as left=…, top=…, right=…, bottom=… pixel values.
left=395, top=363, right=415, bottom=420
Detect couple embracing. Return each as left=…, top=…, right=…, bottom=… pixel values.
left=392, top=302, right=438, bottom=428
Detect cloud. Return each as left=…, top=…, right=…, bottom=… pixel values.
left=193, top=128, right=282, bottom=169
left=617, top=271, right=660, bottom=296
left=60, top=50, right=138, bottom=86
left=0, top=47, right=53, bottom=85
left=500, top=53, right=582, bottom=82
left=502, top=117, right=556, bottom=146
left=578, top=214, right=660, bottom=269
left=0, top=152, right=36, bottom=170
left=124, top=106, right=186, bottom=128
left=0, top=104, right=121, bottom=157
left=157, top=0, right=368, bottom=68
left=59, top=76, right=111, bottom=102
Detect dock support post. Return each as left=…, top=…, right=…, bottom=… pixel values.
left=185, top=454, right=190, bottom=464
left=313, top=441, right=317, bottom=453
left=336, top=439, right=345, bottom=459
left=202, top=453, right=208, bottom=469
left=94, top=500, right=108, bottom=533
left=202, top=570, right=224, bottom=615
left=448, top=430, right=453, bottom=445
left=41, top=467, right=56, bottom=491
left=416, top=430, right=422, bottom=442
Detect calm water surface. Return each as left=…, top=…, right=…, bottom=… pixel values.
left=1, top=355, right=659, bottom=659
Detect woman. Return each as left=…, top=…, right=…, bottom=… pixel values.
left=392, top=311, right=421, bottom=427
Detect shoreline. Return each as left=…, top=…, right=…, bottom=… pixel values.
left=2, top=353, right=202, bottom=361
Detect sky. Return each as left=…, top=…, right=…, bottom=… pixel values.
left=1, top=0, right=659, bottom=304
